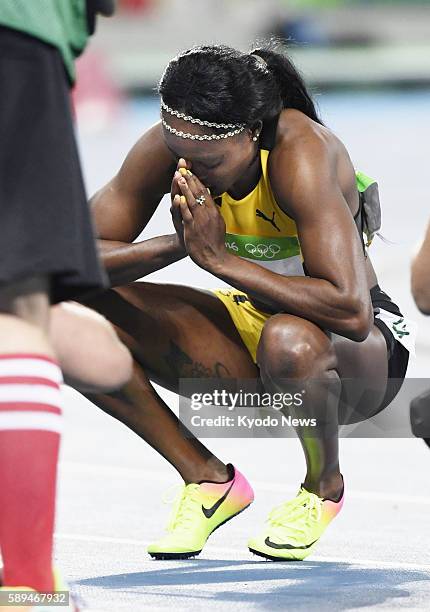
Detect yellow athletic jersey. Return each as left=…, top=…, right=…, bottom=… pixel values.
left=220, top=148, right=304, bottom=277
left=215, top=149, right=382, bottom=362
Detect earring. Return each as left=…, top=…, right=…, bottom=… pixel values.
left=253, top=134, right=260, bottom=142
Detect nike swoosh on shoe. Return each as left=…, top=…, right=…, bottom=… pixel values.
left=201, top=480, right=235, bottom=519
left=264, top=537, right=319, bottom=550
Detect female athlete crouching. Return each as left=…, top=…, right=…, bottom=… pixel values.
left=82, top=44, right=412, bottom=561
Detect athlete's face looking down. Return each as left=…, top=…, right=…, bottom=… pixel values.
left=163, top=117, right=260, bottom=197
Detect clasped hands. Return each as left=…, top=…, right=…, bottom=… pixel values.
left=170, top=158, right=228, bottom=272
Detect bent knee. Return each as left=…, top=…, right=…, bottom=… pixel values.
left=257, top=315, right=333, bottom=378
left=51, top=302, right=133, bottom=393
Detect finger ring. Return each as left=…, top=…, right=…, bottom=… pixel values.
left=196, top=195, right=206, bottom=206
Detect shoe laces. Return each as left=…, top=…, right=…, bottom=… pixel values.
left=163, top=483, right=201, bottom=533
left=267, top=489, right=323, bottom=538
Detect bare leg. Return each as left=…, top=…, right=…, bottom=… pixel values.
left=257, top=314, right=388, bottom=500
left=83, top=282, right=258, bottom=483
left=49, top=302, right=132, bottom=393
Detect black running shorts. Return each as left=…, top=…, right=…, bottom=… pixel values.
left=371, top=284, right=410, bottom=411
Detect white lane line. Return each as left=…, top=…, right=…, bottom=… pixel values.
left=55, top=533, right=430, bottom=572
left=60, top=461, right=430, bottom=506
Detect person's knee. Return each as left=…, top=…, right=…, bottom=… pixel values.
left=50, top=302, right=132, bottom=393
left=257, top=315, right=332, bottom=380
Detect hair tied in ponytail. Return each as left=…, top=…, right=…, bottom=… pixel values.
left=159, top=44, right=322, bottom=130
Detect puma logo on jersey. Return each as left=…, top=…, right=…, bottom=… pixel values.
left=392, top=318, right=410, bottom=339
left=256, top=209, right=281, bottom=232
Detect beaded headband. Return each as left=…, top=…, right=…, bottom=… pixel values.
left=160, top=100, right=246, bottom=141
left=251, top=53, right=269, bottom=70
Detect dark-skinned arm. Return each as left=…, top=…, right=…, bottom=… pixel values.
left=179, top=138, right=373, bottom=342
left=216, top=141, right=372, bottom=340
left=91, top=123, right=187, bottom=287
left=96, top=235, right=186, bottom=287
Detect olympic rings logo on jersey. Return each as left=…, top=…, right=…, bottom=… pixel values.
left=245, top=243, right=281, bottom=259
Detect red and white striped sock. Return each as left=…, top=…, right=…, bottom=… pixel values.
left=0, top=354, right=63, bottom=592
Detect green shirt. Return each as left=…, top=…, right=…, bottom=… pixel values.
left=0, top=0, right=90, bottom=83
